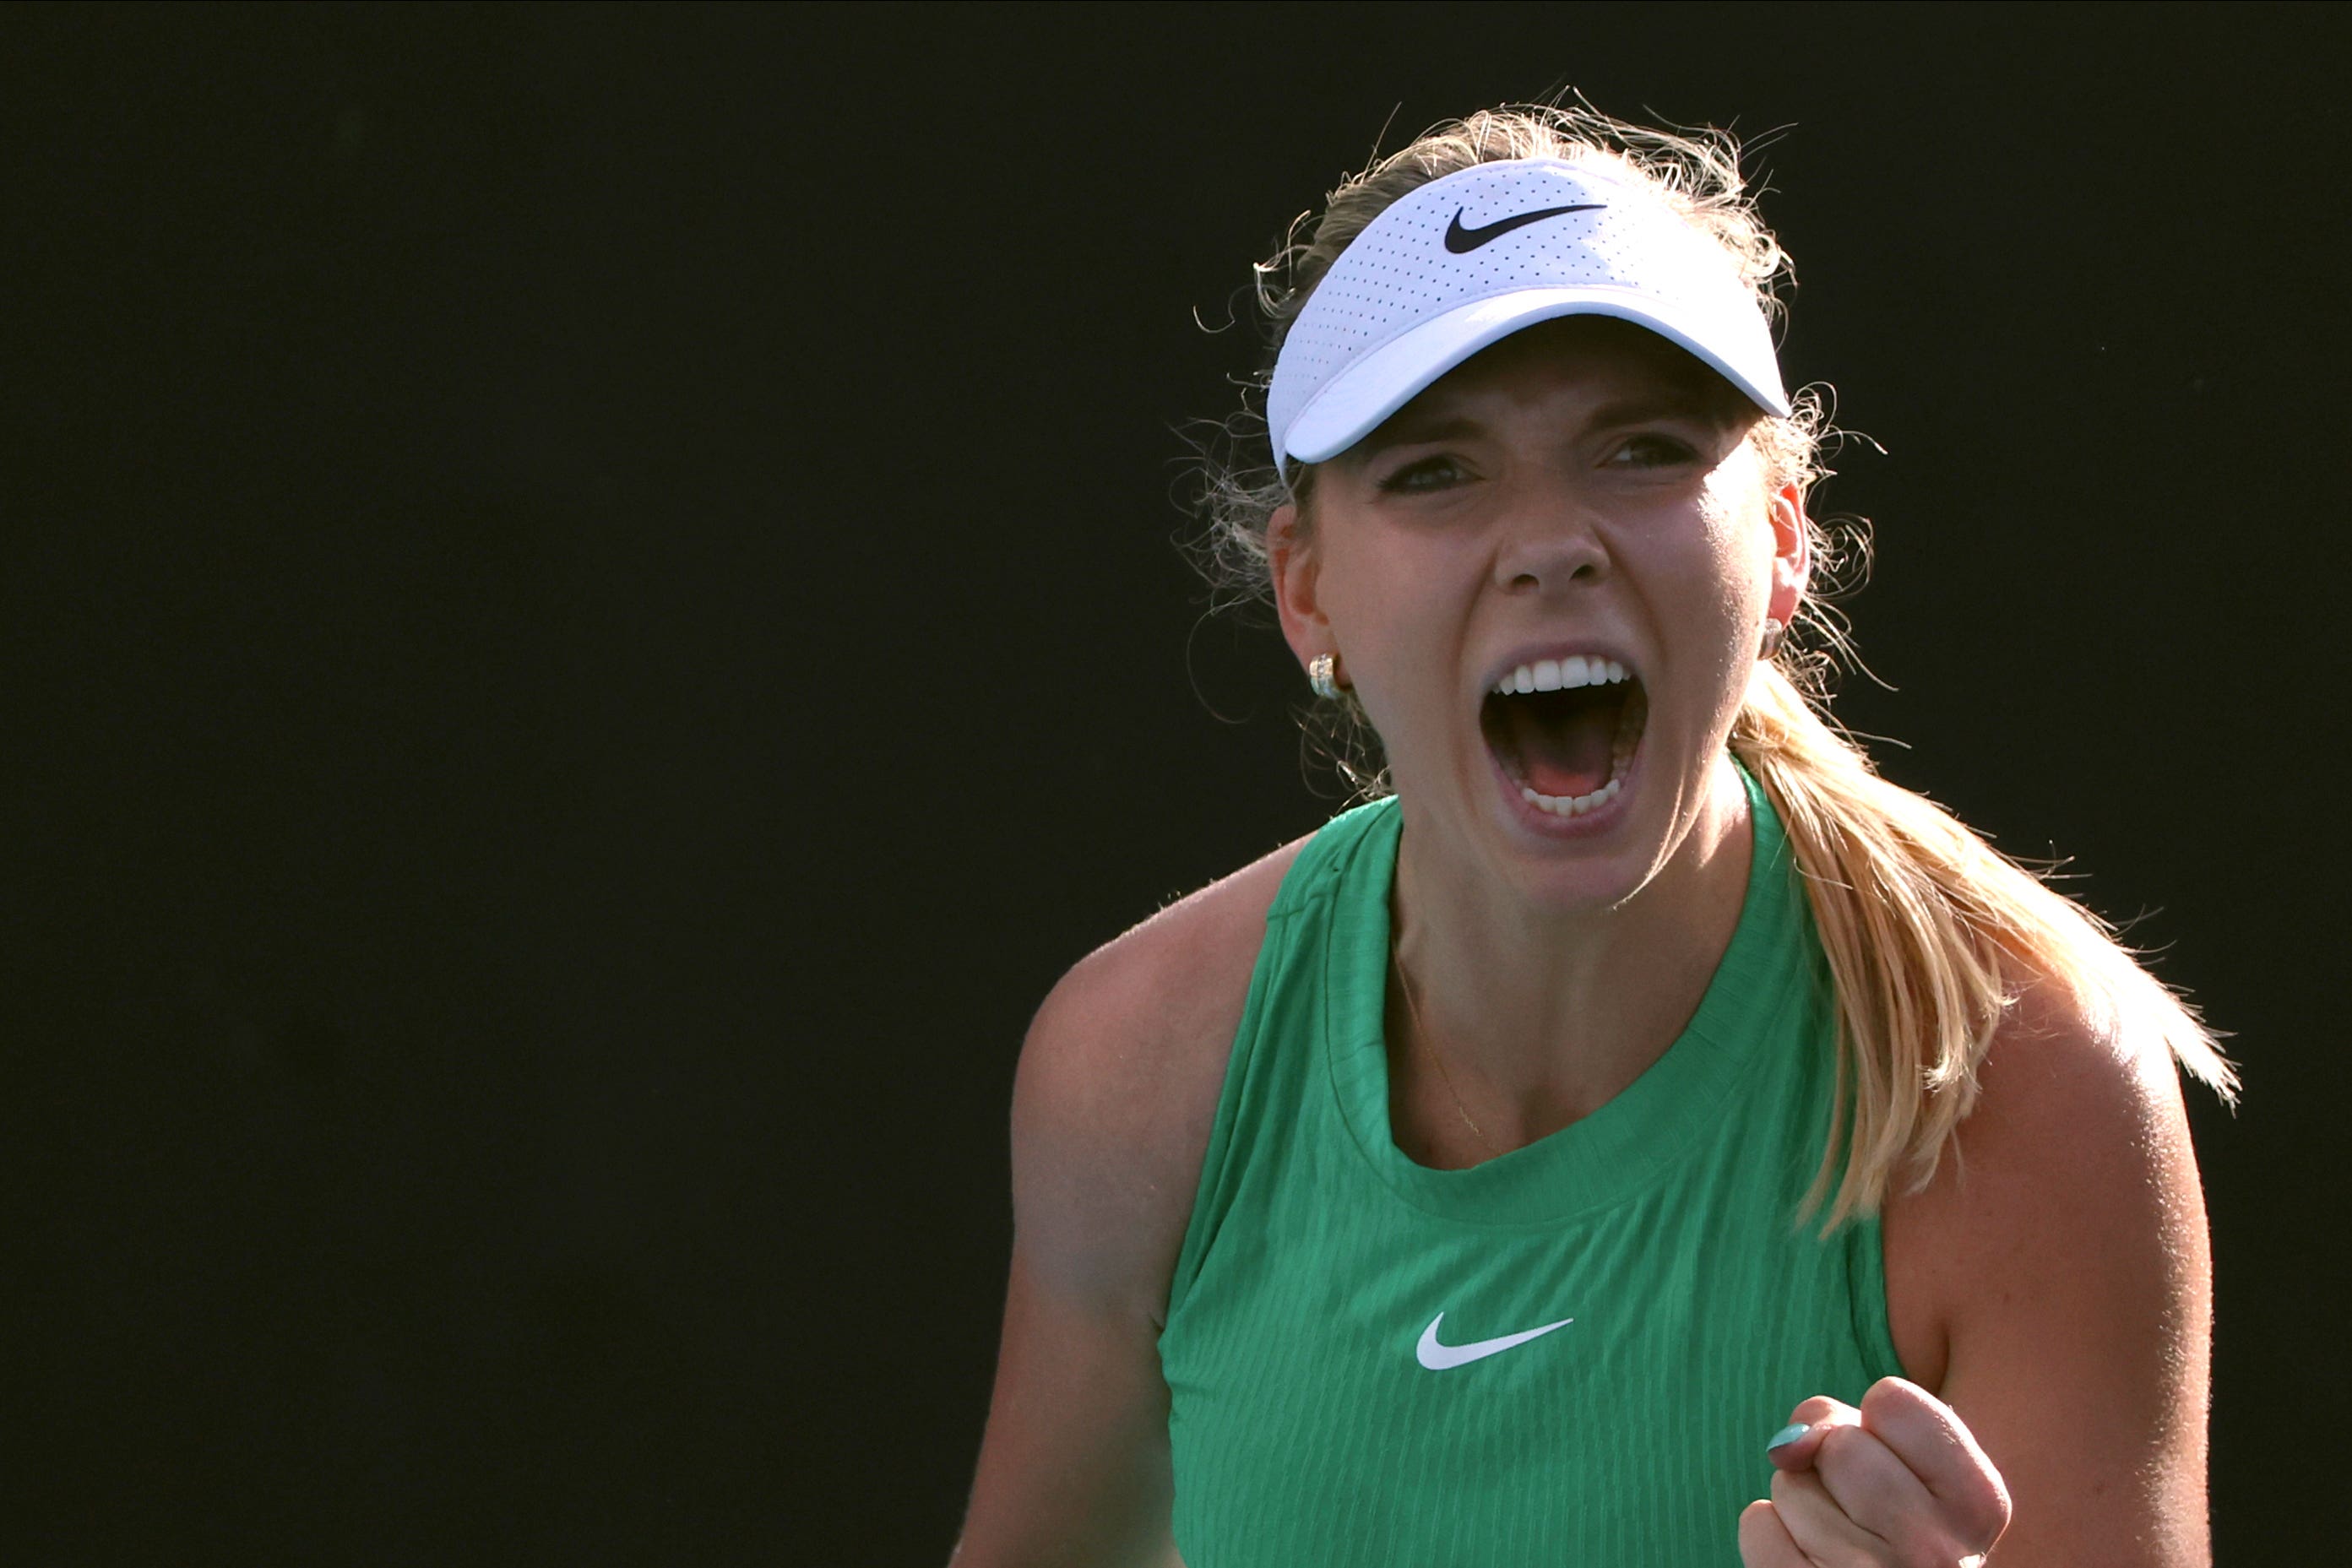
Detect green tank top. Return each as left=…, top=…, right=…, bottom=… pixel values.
left=1158, top=764, right=1906, bottom=1565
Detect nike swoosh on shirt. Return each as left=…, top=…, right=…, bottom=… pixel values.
left=1415, top=1310, right=1576, bottom=1370
left=1442, top=203, right=1605, bottom=253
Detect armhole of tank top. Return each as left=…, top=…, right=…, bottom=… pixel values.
left=1845, top=1207, right=1909, bottom=1384
left=1160, top=802, right=1386, bottom=1331
left=1160, top=898, right=1287, bottom=1332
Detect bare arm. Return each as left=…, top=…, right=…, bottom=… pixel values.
left=949, top=958, right=1186, bottom=1568
left=1886, top=980, right=2214, bottom=1564
left=952, top=1252, right=1181, bottom=1568
left=1944, top=991, right=2211, bottom=1562
left=951, top=845, right=1294, bottom=1567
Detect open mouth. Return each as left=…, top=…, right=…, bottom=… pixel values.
left=1480, top=655, right=1649, bottom=818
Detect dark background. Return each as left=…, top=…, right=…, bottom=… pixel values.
left=7, top=3, right=2344, bottom=1561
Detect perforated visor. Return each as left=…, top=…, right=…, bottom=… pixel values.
left=1267, top=159, right=1792, bottom=474
left=1282, top=285, right=1790, bottom=467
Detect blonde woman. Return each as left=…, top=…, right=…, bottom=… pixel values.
left=953, top=106, right=2232, bottom=1567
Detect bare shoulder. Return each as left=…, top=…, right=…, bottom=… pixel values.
left=1884, top=968, right=2206, bottom=1386
left=1010, top=833, right=1312, bottom=1327
left=1882, top=968, right=2213, bottom=1561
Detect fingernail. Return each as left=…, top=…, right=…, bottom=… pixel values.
left=1766, top=1422, right=1810, bottom=1453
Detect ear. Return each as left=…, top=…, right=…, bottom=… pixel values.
left=1268, top=502, right=1335, bottom=673
left=1766, top=480, right=1810, bottom=629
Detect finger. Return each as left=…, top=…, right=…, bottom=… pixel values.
left=1736, top=1499, right=1811, bottom=1568
left=1771, top=1467, right=1888, bottom=1562
left=1807, top=1418, right=1942, bottom=1544
left=1855, top=1378, right=2012, bottom=1545
left=1765, top=1397, right=1860, bottom=1473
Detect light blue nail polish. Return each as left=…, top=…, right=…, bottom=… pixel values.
left=1767, top=1422, right=1809, bottom=1452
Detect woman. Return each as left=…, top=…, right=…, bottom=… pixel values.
left=953, top=106, right=2234, bottom=1566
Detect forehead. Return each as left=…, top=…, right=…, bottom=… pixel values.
left=1387, top=314, right=1753, bottom=427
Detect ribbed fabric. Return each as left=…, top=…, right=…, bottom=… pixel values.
left=1159, top=764, right=1906, bottom=1565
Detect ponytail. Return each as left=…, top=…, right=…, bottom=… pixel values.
left=1732, top=665, right=2237, bottom=1231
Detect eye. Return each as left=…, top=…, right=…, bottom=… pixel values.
left=1376, top=454, right=1471, bottom=494
left=1605, top=432, right=1701, bottom=469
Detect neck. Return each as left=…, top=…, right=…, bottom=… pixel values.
left=1388, top=752, right=1754, bottom=1141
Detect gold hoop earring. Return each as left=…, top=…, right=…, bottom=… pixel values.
left=1308, top=654, right=1344, bottom=700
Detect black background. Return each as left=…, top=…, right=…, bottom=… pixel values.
left=8, top=3, right=2345, bottom=1561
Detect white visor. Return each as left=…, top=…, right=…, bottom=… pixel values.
left=1265, top=158, right=1790, bottom=477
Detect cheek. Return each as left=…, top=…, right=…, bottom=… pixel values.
left=1694, top=480, right=1779, bottom=618
left=1632, top=487, right=1773, bottom=705
left=1323, top=519, right=1475, bottom=652
left=1319, top=545, right=1473, bottom=762
left=1628, top=506, right=1750, bottom=636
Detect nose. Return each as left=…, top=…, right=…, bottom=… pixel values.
left=1491, top=491, right=1610, bottom=594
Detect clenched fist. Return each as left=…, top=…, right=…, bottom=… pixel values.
left=1739, top=1377, right=2011, bottom=1567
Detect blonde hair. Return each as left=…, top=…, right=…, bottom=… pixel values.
left=1192, top=104, right=2236, bottom=1229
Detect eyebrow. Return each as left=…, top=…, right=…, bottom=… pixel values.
left=1352, top=388, right=1740, bottom=460
left=1582, top=389, right=1741, bottom=429
left=1350, top=413, right=1486, bottom=457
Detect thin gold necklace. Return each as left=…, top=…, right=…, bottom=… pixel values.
left=1396, top=952, right=1505, bottom=1158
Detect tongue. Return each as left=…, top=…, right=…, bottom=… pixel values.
left=1503, top=694, right=1616, bottom=800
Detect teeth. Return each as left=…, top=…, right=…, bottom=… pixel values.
left=1518, top=778, right=1622, bottom=817
left=1492, top=658, right=1632, bottom=696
